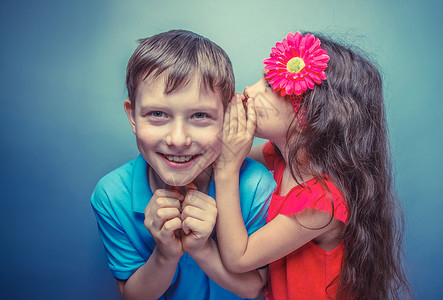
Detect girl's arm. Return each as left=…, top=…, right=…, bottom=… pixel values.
left=190, top=238, right=268, bottom=298
left=215, top=96, right=339, bottom=273
left=216, top=173, right=339, bottom=272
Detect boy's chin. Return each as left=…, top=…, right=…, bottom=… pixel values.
left=161, top=176, right=195, bottom=189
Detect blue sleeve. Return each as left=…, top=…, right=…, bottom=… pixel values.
left=239, top=158, right=276, bottom=235
left=91, top=181, right=146, bottom=280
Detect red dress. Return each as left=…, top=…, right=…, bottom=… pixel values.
left=262, top=142, right=348, bottom=300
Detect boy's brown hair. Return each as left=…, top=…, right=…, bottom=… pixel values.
left=126, top=29, right=235, bottom=110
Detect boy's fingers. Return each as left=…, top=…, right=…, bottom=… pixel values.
left=157, top=207, right=181, bottom=220
left=151, top=207, right=181, bottom=229
left=185, top=182, right=197, bottom=191
left=182, top=221, right=191, bottom=235
left=182, top=205, right=205, bottom=221
left=182, top=217, right=207, bottom=238
left=169, top=186, right=180, bottom=193
left=185, top=190, right=216, bottom=208
left=182, top=195, right=216, bottom=223
left=154, top=196, right=182, bottom=210
left=161, top=217, right=182, bottom=234
left=155, top=189, right=184, bottom=201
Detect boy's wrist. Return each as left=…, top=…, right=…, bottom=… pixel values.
left=186, top=239, right=212, bottom=261
left=154, top=247, right=182, bottom=266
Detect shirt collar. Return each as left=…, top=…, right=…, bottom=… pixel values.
left=131, top=155, right=153, bottom=213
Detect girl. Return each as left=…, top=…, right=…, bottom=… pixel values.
left=214, top=32, right=410, bottom=299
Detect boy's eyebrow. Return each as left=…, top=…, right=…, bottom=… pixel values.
left=138, top=104, right=220, bottom=114
left=139, top=104, right=161, bottom=114
left=191, top=104, right=219, bottom=111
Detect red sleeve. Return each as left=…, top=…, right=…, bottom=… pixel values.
left=279, top=179, right=348, bottom=224
left=262, top=141, right=278, bottom=171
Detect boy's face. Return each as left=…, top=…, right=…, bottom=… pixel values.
left=125, top=73, right=224, bottom=187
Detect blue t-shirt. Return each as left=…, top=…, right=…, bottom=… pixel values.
left=91, top=155, right=276, bottom=300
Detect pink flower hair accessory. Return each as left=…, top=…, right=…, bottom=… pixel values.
left=263, top=32, right=329, bottom=98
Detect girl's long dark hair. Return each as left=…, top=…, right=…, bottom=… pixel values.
left=285, top=34, right=411, bottom=299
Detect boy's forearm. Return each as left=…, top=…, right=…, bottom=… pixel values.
left=190, top=237, right=266, bottom=299
left=118, top=247, right=180, bottom=300
left=214, top=172, right=251, bottom=272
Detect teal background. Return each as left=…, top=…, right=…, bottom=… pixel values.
left=1, top=0, right=441, bottom=299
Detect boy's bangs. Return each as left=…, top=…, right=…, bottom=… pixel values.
left=160, top=42, right=233, bottom=108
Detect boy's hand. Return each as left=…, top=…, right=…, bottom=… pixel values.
left=181, top=185, right=217, bottom=255
left=214, top=94, right=256, bottom=176
left=144, top=189, right=184, bottom=261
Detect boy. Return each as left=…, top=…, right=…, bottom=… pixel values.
left=91, top=30, right=276, bottom=299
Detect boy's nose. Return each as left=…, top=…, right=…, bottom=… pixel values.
left=165, top=120, right=191, bottom=147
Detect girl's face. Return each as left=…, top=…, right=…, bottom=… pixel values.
left=244, top=70, right=295, bottom=146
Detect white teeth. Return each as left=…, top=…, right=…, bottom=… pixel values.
left=165, top=155, right=194, bottom=162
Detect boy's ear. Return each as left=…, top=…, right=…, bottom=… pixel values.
left=123, top=98, right=136, bottom=135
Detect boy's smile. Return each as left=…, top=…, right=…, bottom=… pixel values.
left=125, top=73, right=224, bottom=189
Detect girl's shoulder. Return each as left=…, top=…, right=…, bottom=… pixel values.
left=278, top=177, right=348, bottom=224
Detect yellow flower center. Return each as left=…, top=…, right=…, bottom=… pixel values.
left=286, top=57, right=305, bottom=73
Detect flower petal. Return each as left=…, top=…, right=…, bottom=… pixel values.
left=300, top=78, right=308, bottom=91
left=308, top=71, right=322, bottom=83
left=305, top=76, right=315, bottom=89
left=294, top=80, right=303, bottom=95
left=286, top=79, right=294, bottom=95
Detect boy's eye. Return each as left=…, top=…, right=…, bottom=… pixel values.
left=149, top=111, right=167, bottom=118
left=192, top=112, right=209, bottom=119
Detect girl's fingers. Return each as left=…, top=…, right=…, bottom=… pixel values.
left=246, top=98, right=257, bottom=138
left=223, top=101, right=231, bottom=139
left=229, top=95, right=238, bottom=136
left=237, top=95, right=246, bottom=134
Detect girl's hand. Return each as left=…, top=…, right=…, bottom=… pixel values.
left=214, top=94, right=256, bottom=176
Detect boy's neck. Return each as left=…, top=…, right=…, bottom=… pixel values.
left=147, top=165, right=213, bottom=195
